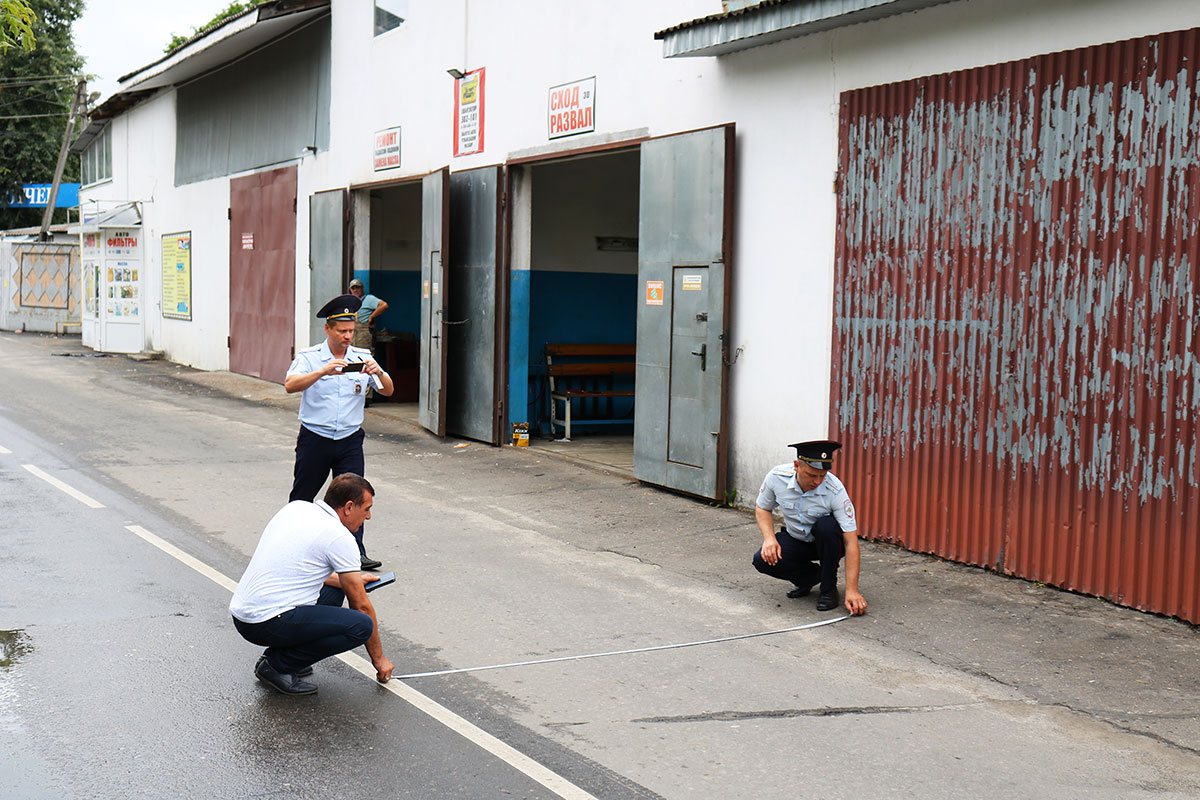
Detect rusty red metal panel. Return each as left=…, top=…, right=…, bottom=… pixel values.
left=229, top=165, right=297, bottom=381
left=834, top=28, right=1200, bottom=622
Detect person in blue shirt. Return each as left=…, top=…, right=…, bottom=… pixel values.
left=285, top=294, right=394, bottom=570
left=348, top=278, right=388, bottom=350
left=752, top=440, right=868, bottom=615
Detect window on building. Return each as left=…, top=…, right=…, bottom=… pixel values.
left=374, top=0, right=407, bottom=36
left=81, top=124, right=112, bottom=185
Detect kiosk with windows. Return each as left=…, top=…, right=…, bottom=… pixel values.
left=80, top=204, right=145, bottom=354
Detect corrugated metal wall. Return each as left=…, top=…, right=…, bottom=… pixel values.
left=175, top=15, right=330, bottom=186
left=834, top=28, right=1200, bottom=621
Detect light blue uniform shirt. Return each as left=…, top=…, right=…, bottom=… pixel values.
left=286, top=341, right=375, bottom=440
left=756, top=464, right=858, bottom=542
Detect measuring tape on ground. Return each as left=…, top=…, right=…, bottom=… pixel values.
left=395, top=615, right=851, bottom=680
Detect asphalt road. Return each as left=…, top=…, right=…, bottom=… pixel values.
left=0, top=386, right=580, bottom=799
left=2, top=331, right=1199, bottom=799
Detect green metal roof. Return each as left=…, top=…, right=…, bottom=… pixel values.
left=655, top=0, right=960, bottom=57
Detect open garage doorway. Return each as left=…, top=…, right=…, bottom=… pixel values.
left=354, top=179, right=423, bottom=419
left=508, top=125, right=733, bottom=499
left=507, top=147, right=640, bottom=474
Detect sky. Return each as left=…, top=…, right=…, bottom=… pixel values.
left=73, top=0, right=234, bottom=102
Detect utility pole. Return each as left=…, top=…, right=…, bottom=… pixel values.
left=38, top=77, right=87, bottom=241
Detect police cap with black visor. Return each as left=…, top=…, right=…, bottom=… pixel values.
left=316, top=293, right=361, bottom=321
left=789, top=440, right=841, bottom=470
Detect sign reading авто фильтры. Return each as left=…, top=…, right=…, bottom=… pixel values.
left=161, top=232, right=192, bottom=320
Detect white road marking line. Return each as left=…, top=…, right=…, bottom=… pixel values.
left=125, top=525, right=238, bottom=593
left=122, top=523, right=596, bottom=800
left=22, top=464, right=104, bottom=508
left=338, top=651, right=597, bottom=800
left=0, top=445, right=12, bottom=454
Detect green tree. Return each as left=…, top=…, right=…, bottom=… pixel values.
left=1, top=0, right=36, bottom=53
left=0, top=0, right=82, bottom=229
left=165, top=1, right=267, bottom=53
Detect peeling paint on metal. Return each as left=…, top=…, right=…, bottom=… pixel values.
left=834, top=28, right=1200, bottom=621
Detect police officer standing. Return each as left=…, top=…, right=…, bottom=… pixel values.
left=285, top=294, right=394, bottom=570
left=751, top=440, right=868, bottom=615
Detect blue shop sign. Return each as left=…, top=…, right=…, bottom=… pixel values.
left=8, top=183, right=81, bottom=208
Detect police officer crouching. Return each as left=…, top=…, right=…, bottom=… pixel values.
left=285, top=294, right=394, bottom=571
left=752, top=440, right=868, bottom=615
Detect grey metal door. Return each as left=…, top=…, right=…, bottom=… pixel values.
left=634, top=125, right=734, bottom=500
left=420, top=168, right=450, bottom=436
left=447, top=166, right=502, bottom=444
left=308, top=189, right=345, bottom=346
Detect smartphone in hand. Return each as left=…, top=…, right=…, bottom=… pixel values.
left=364, top=571, right=395, bottom=592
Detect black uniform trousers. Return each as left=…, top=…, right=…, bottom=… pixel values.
left=290, top=425, right=367, bottom=557
left=752, top=514, right=845, bottom=594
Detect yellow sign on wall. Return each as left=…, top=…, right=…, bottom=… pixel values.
left=161, top=232, right=192, bottom=320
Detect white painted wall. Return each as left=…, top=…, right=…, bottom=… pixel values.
left=79, top=90, right=240, bottom=371
left=85, top=0, right=1200, bottom=502
left=530, top=153, right=640, bottom=275
left=368, top=184, right=422, bottom=271
left=327, top=0, right=721, bottom=182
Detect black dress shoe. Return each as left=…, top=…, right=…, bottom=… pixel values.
left=361, top=557, right=383, bottom=570
left=786, top=584, right=813, bottom=599
left=255, top=656, right=317, bottom=695
left=816, top=588, right=841, bottom=611
left=262, top=651, right=313, bottom=677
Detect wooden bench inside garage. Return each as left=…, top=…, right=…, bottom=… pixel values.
left=546, top=343, right=635, bottom=440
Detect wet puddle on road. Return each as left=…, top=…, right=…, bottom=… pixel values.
left=0, top=629, right=32, bottom=733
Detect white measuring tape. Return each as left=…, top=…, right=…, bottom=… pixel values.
left=395, top=615, right=851, bottom=680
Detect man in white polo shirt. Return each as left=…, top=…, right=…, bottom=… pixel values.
left=230, top=473, right=394, bottom=695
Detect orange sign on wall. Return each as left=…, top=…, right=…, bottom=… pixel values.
left=645, top=280, right=664, bottom=306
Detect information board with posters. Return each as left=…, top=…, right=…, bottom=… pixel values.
left=161, top=231, right=192, bottom=320
left=104, top=229, right=140, bottom=320
left=548, top=77, right=596, bottom=139
left=82, top=232, right=100, bottom=318
left=106, top=261, right=139, bottom=318
left=453, top=68, right=485, bottom=156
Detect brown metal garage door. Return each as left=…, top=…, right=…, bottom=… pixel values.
left=834, top=28, right=1200, bottom=621
left=230, top=165, right=297, bottom=381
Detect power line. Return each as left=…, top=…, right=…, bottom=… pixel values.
left=0, top=90, right=70, bottom=111
left=0, top=77, right=79, bottom=90
left=0, top=73, right=77, bottom=81
left=0, top=112, right=69, bottom=120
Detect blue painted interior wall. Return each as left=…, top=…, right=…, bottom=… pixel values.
left=511, top=150, right=641, bottom=435
left=522, top=270, right=636, bottom=431
left=352, top=269, right=420, bottom=337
